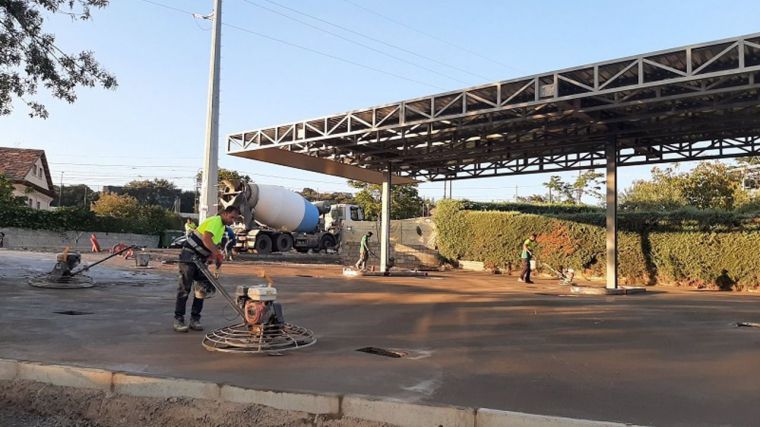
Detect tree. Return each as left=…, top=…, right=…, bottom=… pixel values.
left=680, top=162, right=743, bottom=210
left=543, top=175, right=574, bottom=203
left=298, top=187, right=354, bottom=204
left=179, top=190, right=196, bottom=213
left=737, top=157, right=760, bottom=166
left=196, top=168, right=252, bottom=186
left=0, top=174, right=26, bottom=207
left=123, top=179, right=180, bottom=209
left=1, top=1, right=117, bottom=117
left=51, top=184, right=98, bottom=208
left=91, top=192, right=140, bottom=218
left=572, top=170, right=604, bottom=204
left=620, top=166, right=687, bottom=211
left=348, top=180, right=424, bottom=220
left=621, top=162, right=748, bottom=211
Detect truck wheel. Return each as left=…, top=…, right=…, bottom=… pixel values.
left=254, top=234, right=273, bottom=254
left=319, top=235, right=336, bottom=253
left=275, top=233, right=294, bottom=252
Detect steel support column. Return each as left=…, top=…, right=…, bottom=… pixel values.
left=606, top=139, right=618, bottom=289
left=380, top=164, right=392, bottom=272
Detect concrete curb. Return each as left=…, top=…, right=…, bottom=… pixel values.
left=343, top=395, right=476, bottom=427
left=17, top=361, right=112, bottom=391
left=113, top=373, right=220, bottom=400
left=0, top=359, right=18, bottom=380
left=221, top=384, right=339, bottom=414
left=476, top=408, right=639, bottom=427
left=0, top=358, right=644, bottom=427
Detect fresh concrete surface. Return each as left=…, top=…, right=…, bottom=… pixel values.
left=1, top=249, right=759, bottom=426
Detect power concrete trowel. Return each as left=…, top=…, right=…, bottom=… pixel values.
left=192, top=258, right=316, bottom=355
left=28, top=245, right=136, bottom=289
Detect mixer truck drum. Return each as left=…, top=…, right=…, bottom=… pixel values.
left=201, top=322, right=316, bottom=354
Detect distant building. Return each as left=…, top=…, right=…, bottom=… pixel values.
left=0, top=147, right=56, bottom=210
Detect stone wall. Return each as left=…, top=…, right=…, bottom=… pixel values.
left=0, top=227, right=159, bottom=251
left=339, top=218, right=439, bottom=269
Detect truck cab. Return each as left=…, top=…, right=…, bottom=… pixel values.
left=325, top=204, right=364, bottom=231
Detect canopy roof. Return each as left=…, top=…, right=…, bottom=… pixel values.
left=228, top=33, right=760, bottom=184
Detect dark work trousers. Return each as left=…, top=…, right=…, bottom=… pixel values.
left=174, top=250, right=211, bottom=321
left=520, top=257, right=532, bottom=282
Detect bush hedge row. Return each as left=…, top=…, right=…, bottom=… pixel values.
left=0, top=205, right=182, bottom=235
left=433, top=200, right=760, bottom=289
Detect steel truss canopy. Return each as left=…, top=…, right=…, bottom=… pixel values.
left=227, top=33, right=760, bottom=183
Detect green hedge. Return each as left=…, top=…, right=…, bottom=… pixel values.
left=433, top=200, right=760, bottom=289
left=0, top=206, right=182, bottom=235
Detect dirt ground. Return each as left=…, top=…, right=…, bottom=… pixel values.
left=1, top=249, right=759, bottom=426
left=0, top=380, right=391, bottom=427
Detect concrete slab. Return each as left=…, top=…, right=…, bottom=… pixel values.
left=17, top=362, right=111, bottom=391
left=342, top=395, right=475, bottom=427
left=571, top=286, right=624, bottom=295
left=1, top=250, right=759, bottom=427
left=220, top=385, right=339, bottom=414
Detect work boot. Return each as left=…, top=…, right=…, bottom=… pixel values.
left=173, top=318, right=189, bottom=333
left=189, top=318, right=203, bottom=331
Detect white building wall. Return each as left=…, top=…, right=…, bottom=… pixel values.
left=12, top=184, right=53, bottom=211
left=24, top=158, right=50, bottom=190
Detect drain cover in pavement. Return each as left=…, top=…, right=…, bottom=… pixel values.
left=356, top=347, right=407, bottom=358
left=54, top=310, right=93, bottom=316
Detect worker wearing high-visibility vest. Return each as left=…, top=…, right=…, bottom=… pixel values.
left=173, top=206, right=240, bottom=333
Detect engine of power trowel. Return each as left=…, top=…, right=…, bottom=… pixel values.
left=235, top=285, right=285, bottom=327
left=50, top=251, right=82, bottom=280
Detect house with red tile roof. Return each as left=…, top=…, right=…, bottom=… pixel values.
left=0, top=147, right=56, bottom=210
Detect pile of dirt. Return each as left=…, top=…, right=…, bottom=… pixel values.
left=0, top=380, right=393, bottom=427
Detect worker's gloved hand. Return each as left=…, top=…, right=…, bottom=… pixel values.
left=213, top=252, right=224, bottom=268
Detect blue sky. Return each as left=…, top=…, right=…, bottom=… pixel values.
left=3, top=0, right=760, bottom=202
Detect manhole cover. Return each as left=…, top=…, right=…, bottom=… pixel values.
left=356, top=347, right=407, bottom=358
left=54, top=310, right=93, bottom=316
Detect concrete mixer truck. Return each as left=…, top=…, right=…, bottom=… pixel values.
left=219, top=180, right=365, bottom=254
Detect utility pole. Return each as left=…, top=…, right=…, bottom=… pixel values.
left=198, top=0, right=222, bottom=222
left=59, top=172, right=64, bottom=207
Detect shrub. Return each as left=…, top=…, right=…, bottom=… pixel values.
left=433, top=199, right=760, bottom=288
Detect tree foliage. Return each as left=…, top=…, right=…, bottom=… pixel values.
left=51, top=183, right=97, bottom=207
left=123, top=178, right=179, bottom=209
left=90, top=192, right=140, bottom=218
left=621, top=162, right=751, bottom=211
left=1, top=0, right=117, bottom=117
left=0, top=173, right=26, bottom=207
left=299, top=187, right=354, bottom=204
left=348, top=180, right=424, bottom=220
left=196, top=168, right=251, bottom=186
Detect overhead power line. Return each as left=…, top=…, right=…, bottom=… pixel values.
left=341, top=0, right=523, bottom=74
left=254, top=0, right=492, bottom=82
left=241, top=0, right=468, bottom=85
left=138, top=0, right=445, bottom=90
